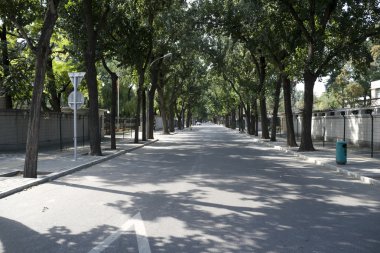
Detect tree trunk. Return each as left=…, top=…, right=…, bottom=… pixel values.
left=101, top=58, right=117, bottom=149
left=110, top=75, right=117, bottom=149
left=230, top=109, right=236, bottom=129
left=158, top=87, right=169, bottom=134
left=253, top=100, right=259, bottom=136
left=177, top=115, right=182, bottom=130
left=299, top=71, right=317, bottom=151
left=142, top=87, right=147, bottom=141
left=182, top=102, right=186, bottom=128
left=148, top=66, right=159, bottom=139
left=176, top=101, right=184, bottom=130
left=1, top=22, right=12, bottom=109
left=134, top=68, right=144, bottom=143
left=46, top=51, right=61, bottom=112
left=84, top=0, right=102, bottom=155
left=245, top=103, right=252, bottom=135
left=225, top=114, right=230, bottom=128
left=270, top=75, right=282, bottom=141
left=260, top=97, right=269, bottom=139
left=238, top=104, right=243, bottom=132
left=282, top=74, right=297, bottom=147
left=24, top=0, right=60, bottom=178
left=148, top=87, right=156, bottom=139
left=169, top=108, right=175, bottom=133
left=169, top=103, right=175, bottom=132
left=256, top=55, right=269, bottom=139
left=186, top=108, right=191, bottom=128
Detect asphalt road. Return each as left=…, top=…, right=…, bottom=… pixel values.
left=0, top=124, right=380, bottom=253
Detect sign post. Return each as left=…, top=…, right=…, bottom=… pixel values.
left=68, top=72, right=86, bottom=161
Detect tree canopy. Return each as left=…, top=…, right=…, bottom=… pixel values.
left=1, top=0, right=380, bottom=176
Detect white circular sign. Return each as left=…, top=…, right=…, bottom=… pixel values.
left=68, top=91, right=85, bottom=109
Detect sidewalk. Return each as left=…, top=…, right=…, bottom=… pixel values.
left=229, top=128, right=380, bottom=186
left=0, top=136, right=158, bottom=199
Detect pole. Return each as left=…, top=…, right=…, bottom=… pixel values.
left=343, top=115, right=346, bottom=141
left=73, top=76, right=77, bottom=161
left=82, top=115, right=85, bottom=147
left=323, top=127, right=325, bottom=147
left=59, top=113, right=63, bottom=150
left=117, top=78, right=120, bottom=129
left=371, top=114, right=374, bottom=158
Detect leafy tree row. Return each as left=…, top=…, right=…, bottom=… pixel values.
left=1, top=0, right=380, bottom=178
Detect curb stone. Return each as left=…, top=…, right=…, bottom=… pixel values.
left=0, top=139, right=159, bottom=199
left=250, top=136, right=380, bottom=186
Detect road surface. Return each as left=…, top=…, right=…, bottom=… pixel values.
left=0, top=125, right=379, bottom=252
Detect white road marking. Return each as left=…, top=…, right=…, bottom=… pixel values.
left=88, top=212, right=151, bottom=253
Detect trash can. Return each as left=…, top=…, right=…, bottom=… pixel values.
left=336, top=140, right=347, bottom=165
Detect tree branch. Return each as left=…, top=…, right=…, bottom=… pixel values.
left=223, top=73, right=247, bottom=112
left=13, top=22, right=36, bottom=52
left=309, top=0, right=316, bottom=35
left=279, top=0, right=313, bottom=42
left=321, top=0, right=338, bottom=34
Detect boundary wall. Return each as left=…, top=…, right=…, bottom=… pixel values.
left=0, top=109, right=105, bottom=151
left=286, top=108, right=380, bottom=148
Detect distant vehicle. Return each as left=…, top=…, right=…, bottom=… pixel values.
left=196, top=121, right=201, bottom=125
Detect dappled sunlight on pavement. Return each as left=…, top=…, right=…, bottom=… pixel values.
left=0, top=124, right=379, bottom=252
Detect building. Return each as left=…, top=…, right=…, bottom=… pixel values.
left=370, top=80, right=380, bottom=106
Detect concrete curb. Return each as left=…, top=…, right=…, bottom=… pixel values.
left=250, top=137, right=380, bottom=186
left=0, top=139, right=159, bottom=199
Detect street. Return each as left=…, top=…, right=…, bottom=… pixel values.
left=0, top=124, right=380, bottom=252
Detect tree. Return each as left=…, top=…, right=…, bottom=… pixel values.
left=3, top=0, right=61, bottom=178
left=0, top=0, right=42, bottom=109
left=0, top=21, right=12, bottom=108
left=270, top=74, right=282, bottom=142
left=101, top=58, right=117, bottom=149
left=278, top=0, right=380, bottom=151
left=82, top=0, right=106, bottom=156
left=260, top=1, right=300, bottom=146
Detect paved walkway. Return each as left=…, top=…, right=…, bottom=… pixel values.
left=1, top=126, right=379, bottom=200
left=0, top=136, right=158, bottom=199
left=226, top=127, right=380, bottom=186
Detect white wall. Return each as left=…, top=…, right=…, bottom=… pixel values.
left=286, top=109, right=380, bottom=148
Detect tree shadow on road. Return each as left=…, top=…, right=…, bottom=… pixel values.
left=51, top=126, right=380, bottom=252
left=0, top=216, right=122, bottom=253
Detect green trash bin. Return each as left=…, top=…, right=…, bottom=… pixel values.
left=336, top=140, right=347, bottom=165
